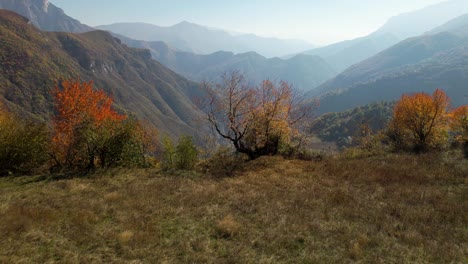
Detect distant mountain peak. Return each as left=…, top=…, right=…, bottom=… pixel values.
left=175, top=20, right=193, bottom=26
left=170, top=20, right=205, bottom=31
left=97, top=22, right=315, bottom=57
left=0, top=0, right=92, bottom=32
left=42, top=0, right=50, bottom=12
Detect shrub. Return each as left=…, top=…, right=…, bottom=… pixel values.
left=0, top=111, right=49, bottom=175
left=199, top=147, right=247, bottom=177
left=175, top=136, right=198, bottom=171
left=162, top=135, right=198, bottom=171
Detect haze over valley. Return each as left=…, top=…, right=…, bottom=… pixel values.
left=0, top=1, right=467, bottom=262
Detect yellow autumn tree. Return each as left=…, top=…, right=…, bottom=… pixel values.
left=388, top=89, right=450, bottom=152
left=203, top=72, right=313, bottom=160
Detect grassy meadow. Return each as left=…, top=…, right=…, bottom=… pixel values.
left=0, top=151, right=467, bottom=263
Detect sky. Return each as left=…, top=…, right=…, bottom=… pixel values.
left=52, top=0, right=447, bottom=45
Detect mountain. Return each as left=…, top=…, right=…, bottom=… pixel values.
left=378, top=0, right=468, bottom=39
left=428, top=13, right=468, bottom=36
left=113, top=35, right=336, bottom=92
left=301, top=32, right=400, bottom=72
left=299, top=0, right=468, bottom=72
left=0, top=0, right=93, bottom=32
left=0, top=10, right=206, bottom=140
left=310, top=19, right=468, bottom=114
left=96, top=22, right=314, bottom=58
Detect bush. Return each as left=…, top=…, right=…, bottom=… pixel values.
left=0, top=112, right=49, bottom=175
left=175, top=136, right=198, bottom=170
left=162, top=135, right=198, bottom=172
left=199, top=147, right=247, bottom=177
left=97, top=119, right=157, bottom=168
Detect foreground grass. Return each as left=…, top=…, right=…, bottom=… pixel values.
left=0, top=153, right=467, bottom=263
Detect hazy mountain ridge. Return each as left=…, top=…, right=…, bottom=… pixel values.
left=96, top=22, right=314, bottom=58
left=428, top=13, right=468, bottom=36
left=0, top=0, right=93, bottom=32
left=299, top=0, right=468, bottom=71
left=378, top=0, right=468, bottom=39
left=311, top=17, right=468, bottom=114
left=113, top=34, right=336, bottom=92
left=0, top=10, right=206, bottom=140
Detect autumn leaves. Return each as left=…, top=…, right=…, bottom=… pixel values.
left=204, top=73, right=314, bottom=160
left=51, top=80, right=157, bottom=171
left=1, top=76, right=467, bottom=176
left=388, top=89, right=467, bottom=153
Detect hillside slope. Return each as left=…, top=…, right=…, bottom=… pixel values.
left=0, top=154, right=466, bottom=262
left=0, top=10, right=205, bottom=139
left=311, top=23, right=468, bottom=113
left=300, top=0, right=468, bottom=71
left=0, top=0, right=93, bottom=32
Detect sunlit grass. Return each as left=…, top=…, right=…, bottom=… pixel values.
left=0, top=152, right=466, bottom=263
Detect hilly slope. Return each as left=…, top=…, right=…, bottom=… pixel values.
left=0, top=0, right=92, bottom=32
left=0, top=154, right=466, bottom=262
left=300, top=0, right=468, bottom=71
left=311, top=23, right=468, bottom=114
left=301, top=32, right=400, bottom=72
left=96, top=22, right=314, bottom=58
left=429, top=13, right=468, bottom=36
left=0, top=10, right=205, bottom=139
left=114, top=35, right=336, bottom=92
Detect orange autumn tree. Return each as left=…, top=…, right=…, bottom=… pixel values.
left=388, top=89, right=450, bottom=152
left=52, top=80, right=156, bottom=170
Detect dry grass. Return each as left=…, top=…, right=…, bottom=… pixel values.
left=0, top=153, right=466, bottom=263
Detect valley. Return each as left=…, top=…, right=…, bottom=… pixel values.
left=0, top=0, right=467, bottom=263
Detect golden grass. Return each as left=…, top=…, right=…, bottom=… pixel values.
left=0, top=153, right=466, bottom=263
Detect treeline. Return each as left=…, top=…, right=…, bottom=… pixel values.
left=310, top=102, right=394, bottom=147
left=0, top=80, right=159, bottom=175
left=0, top=77, right=467, bottom=176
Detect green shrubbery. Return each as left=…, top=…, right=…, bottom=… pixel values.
left=0, top=112, right=49, bottom=175
left=162, top=135, right=198, bottom=172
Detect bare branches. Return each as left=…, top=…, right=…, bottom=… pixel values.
left=202, top=72, right=315, bottom=160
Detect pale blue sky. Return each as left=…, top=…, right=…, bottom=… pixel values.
left=52, top=0, right=446, bottom=45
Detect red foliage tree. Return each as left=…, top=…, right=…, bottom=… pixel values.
left=52, top=80, right=126, bottom=170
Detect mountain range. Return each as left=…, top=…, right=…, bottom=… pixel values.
left=96, top=22, right=314, bottom=58
left=112, top=34, right=336, bottom=92
left=299, top=0, right=468, bottom=72
left=312, top=12, right=468, bottom=114
left=1, top=0, right=467, bottom=135
left=0, top=10, right=206, bottom=140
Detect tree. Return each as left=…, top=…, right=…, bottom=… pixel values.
left=388, top=89, right=450, bottom=152
left=203, top=72, right=314, bottom=160
left=51, top=80, right=156, bottom=171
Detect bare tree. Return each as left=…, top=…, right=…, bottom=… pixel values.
left=202, top=72, right=315, bottom=160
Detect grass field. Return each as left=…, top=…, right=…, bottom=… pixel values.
left=0, top=152, right=467, bottom=263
